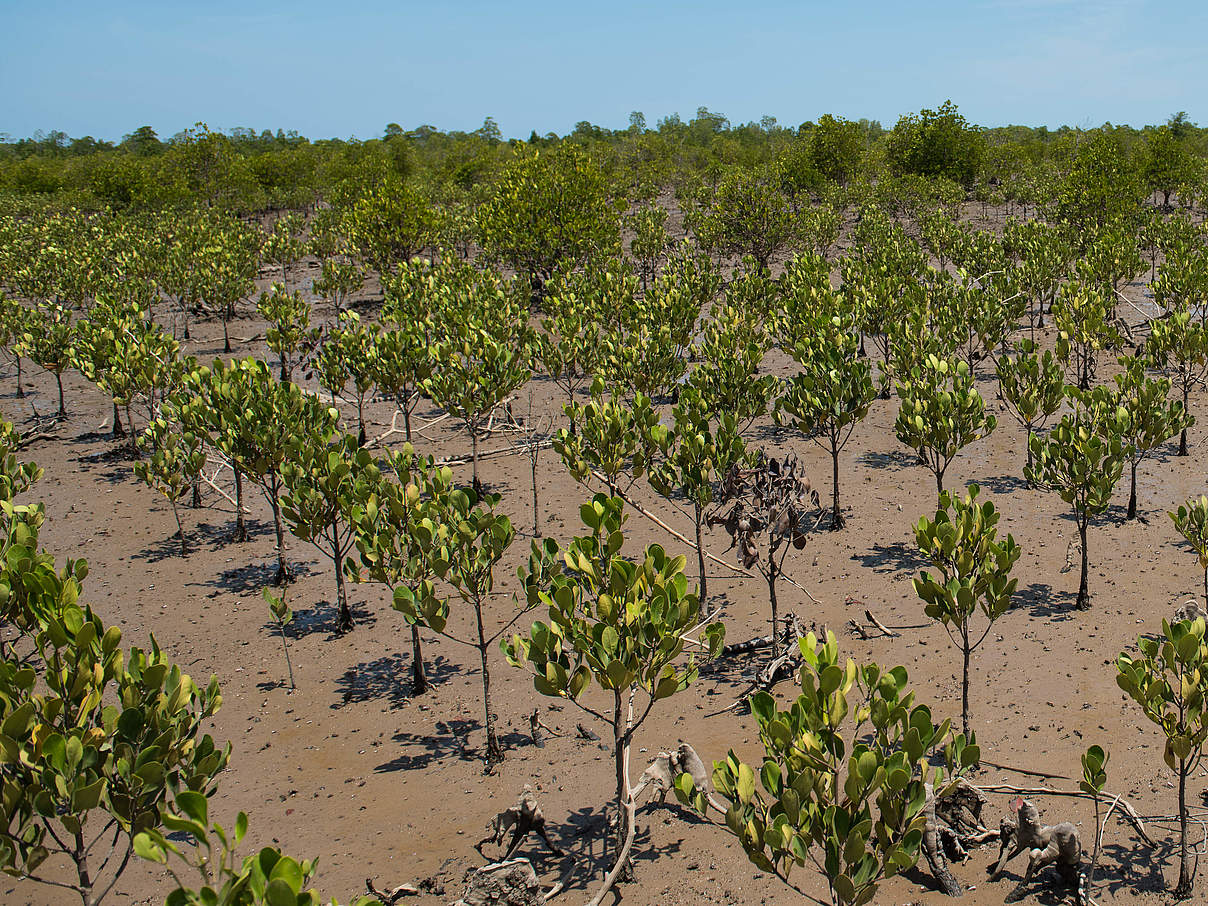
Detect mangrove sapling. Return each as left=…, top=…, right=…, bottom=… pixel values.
left=1146, top=310, right=1208, bottom=456
left=0, top=292, right=30, bottom=399
left=261, top=211, right=306, bottom=292
left=775, top=320, right=878, bottom=529
left=376, top=259, right=444, bottom=442
left=1116, top=616, right=1208, bottom=899
left=422, top=268, right=533, bottom=490
left=709, top=452, right=822, bottom=645
left=996, top=338, right=1065, bottom=475
left=537, top=285, right=607, bottom=430
left=647, top=387, right=748, bottom=615
left=368, top=320, right=431, bottom=446
left=687, top=293, right=776, bottom=434
left=257, top=282, right=318, bottom=383
left=393, top=483, right=520, bottom=767
left=1112, top=356, right=1192, bottom=520
left=281, top=434, right=380, bottom=633
left=895, top=354, right=997, bottom=496
left=601, top=247, right=717, bottom=398
left=321, top=312, right=376, bottom=444
left=201, top=215, right=258, bottom=354
left=311, top=258, right=364, bottom=318
left=1053, top=280, right=1121, bottom=391
left=913, top=483, right=1020, bottom=737
left=1006, top=219, right=1069, bottom=332
left=627, top=203, right=669, bottom=292
left=1170, top=496, right=1208, bottom=609
left=506, top=390, right=555, bottom=538
left=353, top=444, right=456, bottom=695
left=133, top=418, right=206, bottom=555
left=135, top=807, right=379, bottom=906
left=262, top=587, right=296, bottom=691
left=345, top=174, right=436, bottom=279
left=554, top=376, right=660, bottom=495
left=17, top=302, right=74, bottom=417
left=0, top=606, right=230, bottom=906
left=506, top=494, right=725, bottom=898
left=1081, top=745, right=1109, bottom=904
left=843, top=212, right=930, bottom=396
left=774, top=252, right=854, bottom=353
left=177, top=358, right=339, bottom=579
left=1026, top=389, right=1125, bottom=610
left=476, top=143, right=622, bottom=297
left=677, top=631, right=979, bottom=906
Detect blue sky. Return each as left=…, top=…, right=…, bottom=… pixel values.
left=3, top=0, right=1205, bottom=141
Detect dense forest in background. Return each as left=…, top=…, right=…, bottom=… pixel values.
left=1, top=105, right=1204, bottom=220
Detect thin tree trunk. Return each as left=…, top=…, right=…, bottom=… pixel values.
left=223, top=315, right=232, bottom=354
left=531, top=453, right=539, bottom=538
left=694, top=502, right=707, bottom=615
left=270, top=491, right=287, bottom=585
left=1180, top=385, right=1190, bottom=455
left=831, top=445, right=843, bottom=530
left=471, top=427, right=480, bottom=493
left=55, top=372, right=65, bottom=416
left=171, top=498, right=187, bottom=555
left=476, top=601, right=502, bottom=767
left=1127, top=460, right=1138, bottom=520
left=279, top=622, right=295, bottom=690
left=234, top=469, right=247, bottom=541
left=1176, top=762, right=1192, bottom=897
left=961, top=631, right=971, bottom=738
left=334, top=546, right=353, bottom=632
left=767, top=563, right=779, bottom=645
left=73, top=827, right=93, bottom=906
left=112, top=402, right=124, bottom=438
left=1077, top=519, right=1090, bottom=610
left=15, top=355, right=23, bottom=398
left=410, top=624, right=427, bottom=694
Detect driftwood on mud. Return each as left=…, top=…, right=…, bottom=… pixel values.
left=476, top=787, right=563, bottom=861
left=709, top=615, right=811, bottom=715
left=977, top=783, right=1156, bottom=849
left=989, top=797, right=1083, bottom=904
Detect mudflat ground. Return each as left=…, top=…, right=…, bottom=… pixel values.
left=4, top=230, right=1200, bottom=906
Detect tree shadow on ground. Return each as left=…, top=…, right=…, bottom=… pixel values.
left=976, top=473, right=1032, bottom=495
left=187, top=559, right=315, bottom=595
left=283, top=600, right=378, bottom=639
left=375, top=719, right=529, bottom=772
left=74, top=443, right=139, bottom=465
left=750, top=422, right=792, bottom=444
left=1013, top=582, right=1078, bottom=619
left=856, top=448, right=920, bottom=470
left=331, top=653, right=460, bottom=710
left=851, top=539, right=926, bottom=574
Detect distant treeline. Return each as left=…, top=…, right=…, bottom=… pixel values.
left=1, top=104, right=1204, bottom=217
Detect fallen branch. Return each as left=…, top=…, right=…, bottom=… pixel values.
left=864, top=610, right=899, bottom=638
left=978, top=759, right=1071, bottom=781
left=591, top=470, right=751, bottom=577
left=198, top=466, right=237, bottom=507
left=435, top=441, right=552, bottom=468
left=364, top=878, right=418, bottom=903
